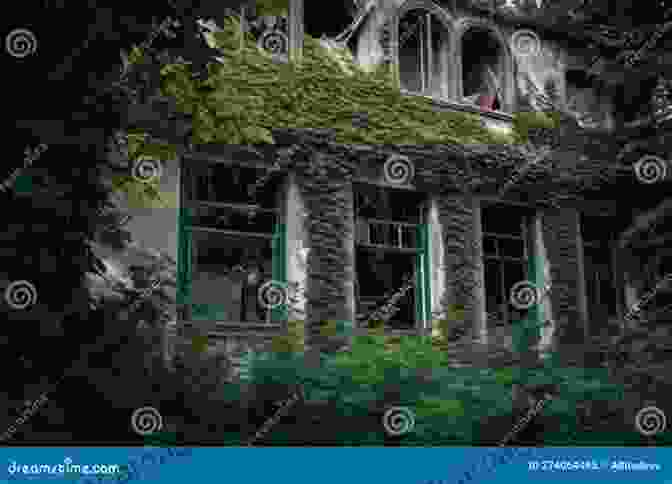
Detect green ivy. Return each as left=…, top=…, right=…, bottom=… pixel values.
left=158, top=17, right=525, bottom=147
left=511, top=110, right=560, bottom=143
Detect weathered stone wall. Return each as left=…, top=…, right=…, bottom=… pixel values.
left=435, top=192, right=487, bottom=343
left=278, top=131, right=357, bottom=349
left=540, top=207, right=588, bottom=357
left=353, top=0, right=614, bottom=128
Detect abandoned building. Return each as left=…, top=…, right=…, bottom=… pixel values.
left=144, top=0, right=672, bottom=366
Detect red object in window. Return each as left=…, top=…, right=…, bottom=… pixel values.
left=477, top=94, right=496, bottom=110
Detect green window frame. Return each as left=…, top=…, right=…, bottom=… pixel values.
left=415, top=223, right=432, bottom=327
left=176, top=160, right=287, bottom=324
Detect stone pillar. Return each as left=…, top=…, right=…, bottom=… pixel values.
left=285, top=173, right=309, bottom=323
left=540, top=207, right=589, bottom=361
left=428, top=196, right=446, bottom=337
left=532, top=214, right=555, bottom=358
left=298, top=149, right=356, bottom=353
left=436, top=193, right=487, bottom=347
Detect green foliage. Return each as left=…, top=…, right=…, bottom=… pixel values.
left=159, top=17, right=520, bottom=147
left=511, top=110, right=560, bottom=143
left=232, top=334, right=633, bottom=444
left=254, top=0, right=290, bottom=16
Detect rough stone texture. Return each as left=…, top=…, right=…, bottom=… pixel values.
left=540, top=207, right=587, bottom=358
left=435, top=193, right=484, bottom=342
left=276, top=130, right=357, bottom=350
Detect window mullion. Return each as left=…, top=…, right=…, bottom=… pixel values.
left=426, top=13, right=432, bottom=93
left=419, top=16, right=426, bottom=93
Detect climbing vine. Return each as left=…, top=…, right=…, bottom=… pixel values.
left=157, top=16, right=550, bottom=148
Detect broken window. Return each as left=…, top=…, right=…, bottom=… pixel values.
left=483, top=204, right=533, bottom=326
left=565, top=69, right=610, bottom=128
left=461, top=28, right=504, bottom=111
left=581, top=215, right=618, bottom=327
left=354, top=184, right=430, bottom=330
left=178, top=160, right=286, bottom=324
left=304, top=0, right=360, bottom=53
left=398, top=8, right=451, bottom=98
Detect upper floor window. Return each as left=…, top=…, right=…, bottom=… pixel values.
left=461, top=28, right=506, bottom=111
left=565, top=69, right=613, bottom=128
left=398, top=8, right=451, bottom=98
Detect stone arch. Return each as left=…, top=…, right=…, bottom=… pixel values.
left=454, top=17, right=514, bottom=113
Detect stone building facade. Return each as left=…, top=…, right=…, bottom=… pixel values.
left=128, top=0, right=647, bottom=367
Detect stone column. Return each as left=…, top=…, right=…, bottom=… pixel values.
left=297, top=148, right=356, bottom=354
left=540, top=207, right=589, bottom=362
left=436, top=193, right=487, bottom=348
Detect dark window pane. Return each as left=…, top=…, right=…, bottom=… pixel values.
left=485, top=259, right=503, bottom=320
left=482, top=204, right=527, bottom=236
left=354, top=184, right=423, bottom=224
left=581, top=214, right=613, bottom=243
left=191, top=231, right=272, bottom=322
left=499, top=238, right=525, bottom=259
left=399, top=10, right=424, bottom=93
left=190, top=204, right=276, bottom=234
left=191, top=163, right=276, bottom=207
left=400, top=225, right=417, bottom=249
left=483, top=236, right=497, bottom=256
left=355, top=249, right=415, bottom=329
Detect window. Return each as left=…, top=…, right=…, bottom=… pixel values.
left=482, top=204, right=534, bottom=325
left=304, top=0, right=359, bottom=54
left=398, top=8, right=451, bottom=98
left=178, top=160, right=286, bottom=324
left=581, top=214, right=618, bottom=325
left=614, top=77, right=659, bottom=124
left=461, top=28, right=505, bottom=111
left=565, top=69, right=611, bottom=128
left=354, top=184, right=430, bottom=330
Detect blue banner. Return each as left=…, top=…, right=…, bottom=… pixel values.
left=1, top=447, right=670, bottom=484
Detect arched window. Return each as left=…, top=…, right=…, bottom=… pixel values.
left=461, top=28, right=506, bottom=111
left=398, top=8, right=451, bottom=98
